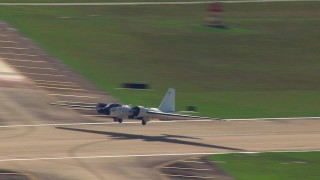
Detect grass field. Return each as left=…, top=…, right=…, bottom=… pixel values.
left=0, top=0, right=225, bottom=3
left=0, top=2, right=320, bottom=118
left=208, top=151, right=320, bottom=180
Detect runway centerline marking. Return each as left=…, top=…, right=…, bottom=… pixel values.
left=0, top=150, right=320, bottom=162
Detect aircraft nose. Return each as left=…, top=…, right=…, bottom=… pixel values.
left=97, top=107, right=110, bottom=115
left=96, top=103, right=110, bottom=115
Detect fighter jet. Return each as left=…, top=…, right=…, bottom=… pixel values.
left=50, top=88, right=220, bottom=125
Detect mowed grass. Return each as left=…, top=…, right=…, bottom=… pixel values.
left=208, top=151, right=320, bottom=180
left=0, top=2, right=320, bottom=118
left=0, top=0, right=226, bottom=2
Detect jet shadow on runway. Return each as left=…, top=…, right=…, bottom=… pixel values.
left=161, top=134, right=200, bottom=140
left=56, top=127, right=243, bottom=151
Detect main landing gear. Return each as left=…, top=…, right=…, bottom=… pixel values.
left=113, top=118, right=123, bottom=123
left=113, top=117, right=146, bottom=125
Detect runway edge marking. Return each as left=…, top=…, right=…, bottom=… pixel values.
left=0, top=120, right=213, bottom=128
left=1, top=150, right=320, bottom=162
left=0, top=117, right=319, bottom=128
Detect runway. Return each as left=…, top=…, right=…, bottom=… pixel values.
left=0, top=84, right=320, bottom=179
left=0, top=21, right=320, bottom=179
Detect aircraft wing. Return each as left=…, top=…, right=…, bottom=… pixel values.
left=49, top=103, right=96, bottom=109
left=146, top=111, right=222, bottom=120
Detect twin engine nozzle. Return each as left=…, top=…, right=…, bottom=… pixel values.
left=96, top=103, right=144, bottom=118
left=130, top=106, right=148, bottom=118
left=129, top=106, right=141, bottom=117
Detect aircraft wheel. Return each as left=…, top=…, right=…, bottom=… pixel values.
left=142, top=120, right=147, bottom=125
left=118, top=119, right=123, bottom=123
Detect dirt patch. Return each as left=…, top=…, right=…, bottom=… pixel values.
left=160, top=156, right=233, bottom=180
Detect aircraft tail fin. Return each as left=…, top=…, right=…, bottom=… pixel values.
left=158, top=88, right=175, bottom=113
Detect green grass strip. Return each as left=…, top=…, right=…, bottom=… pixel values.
left=208, top=151, right=320, bottom=180
left=0, top=2, right=320, bottom=117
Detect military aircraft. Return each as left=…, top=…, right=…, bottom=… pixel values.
left=50, top=88, right=220, bottom=125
